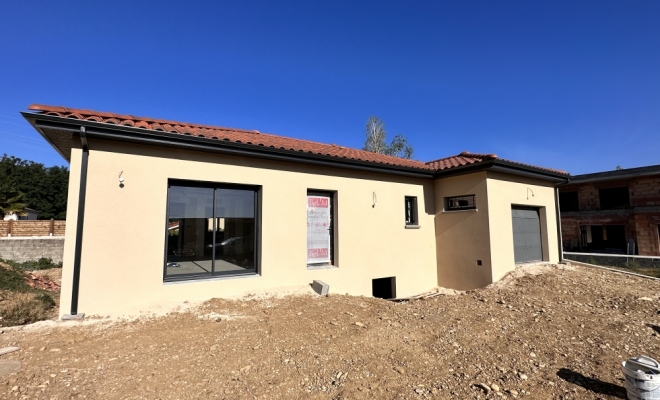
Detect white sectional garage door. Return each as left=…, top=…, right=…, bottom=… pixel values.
left=511, top=207, right=542, bottom=263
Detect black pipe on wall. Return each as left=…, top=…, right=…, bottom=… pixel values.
left=69, top=126, right=88, bottom=316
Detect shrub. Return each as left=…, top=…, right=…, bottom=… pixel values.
left=0, top=262, right=58, bottom=327
left=34, top=292, right=56, bottom=308
left=0, top=292, right=55, bottom=326
left=0, top=264, right=30, bottom=292
left=0, top=257, right=62, bottom=271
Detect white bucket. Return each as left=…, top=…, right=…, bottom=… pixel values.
left=622, top=356, right=660, bottom=400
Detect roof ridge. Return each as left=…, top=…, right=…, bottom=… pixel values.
left=424, top=151, right=497, bottom=166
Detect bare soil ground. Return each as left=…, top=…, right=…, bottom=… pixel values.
left=2, top=263, right=660, bottom=399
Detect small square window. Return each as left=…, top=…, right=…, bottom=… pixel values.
left=405, top=196, right=418, bottom=225
left=445, top=195, right=476, bottom=211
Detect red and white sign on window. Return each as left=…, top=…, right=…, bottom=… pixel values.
left=307, top=195, right=331, bottom=264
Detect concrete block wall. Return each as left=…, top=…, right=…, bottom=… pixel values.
left=560, top=174, right=660, bottom=256
left=634, top=213, right=660, bottom=256
left=577, top=185, right=599, bottom=211
left=631, top=177, right=660, bottom=207
left=561, top=215, right=637, bottom=252
left=0, top=237, right=65, bottom=263
left=561, top=218, right=580, bottom=250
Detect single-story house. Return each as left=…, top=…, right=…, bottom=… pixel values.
left=22, top=104, right=568, bottom=318
left=3, top=207, right=38, bottom=221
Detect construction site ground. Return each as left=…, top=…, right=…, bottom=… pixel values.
left=2, top=263, right=660, bottom=399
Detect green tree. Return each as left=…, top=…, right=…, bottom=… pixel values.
left=0, top=184, right=27, bottom=219
left=362, top=116, right=414, bottom=159
left=0, top=155, right=69, bottom=220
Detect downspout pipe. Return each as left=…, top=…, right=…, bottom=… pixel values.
left=63, top=127, right=88, bottom=320
left=554, top=185, right=564, bottom=263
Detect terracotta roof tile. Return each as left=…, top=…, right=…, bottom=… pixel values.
left=27, top=104, right=567, bottom=175
left=425, top=151, right=497, bottom=170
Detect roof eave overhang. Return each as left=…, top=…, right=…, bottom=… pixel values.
left=432, top=159, right=568, bottom=184
left=561, top=167, right=660, bottom=185
left=22, top=112, right=436, bottom=179
left=23, top=113, right=71, bottom=162
left=22, top=112, right=569, bottom=183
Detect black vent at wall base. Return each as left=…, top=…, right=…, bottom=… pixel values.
left=373, top=277, right=396, bottom=299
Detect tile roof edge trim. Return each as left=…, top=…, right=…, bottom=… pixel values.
left=564, top=164, right=660, bottom=184
left=489, top=160, right=569, bottom=182
left=432, top=159, right=569, bottom=182
left=23, top=111, right=568, bottom=182
left=23, top=112, right=436, bottom=179
left=27, top=104, right=427, bottom=170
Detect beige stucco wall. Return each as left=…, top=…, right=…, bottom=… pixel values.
left=486, top=171, right=560, bottom=282
left=433, top=171, right=561, bottom=291
left=59, top=139, right=439, bottom=316
left=433, top=172, right=493, bottom=290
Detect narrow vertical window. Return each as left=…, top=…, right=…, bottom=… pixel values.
left=405, top=196, right=418, bottom=226
left=307, top=191, right=334, bottom=267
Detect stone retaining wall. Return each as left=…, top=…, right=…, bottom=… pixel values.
left=0, top=237, right=65, bottom=263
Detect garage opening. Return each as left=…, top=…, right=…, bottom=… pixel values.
left=511, top=207, right=543, bottom=263
left=372, top=277, right=396, bottom=299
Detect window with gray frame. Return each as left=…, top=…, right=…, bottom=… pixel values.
left=405, top=196, right=418, bottom=225
left=307, top=190, right=335, bottom=266
left=445, top=195, right=476, bottom=211
left=164, top=180, right=259, bottom=281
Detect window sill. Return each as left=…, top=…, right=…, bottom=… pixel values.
left=442, top=209, right=478, bottom=213
left=163, top=272, right=260, bottom=285
left=405, top=225, right=421, bottom=229
left=307, top=264, right=338, bottom=270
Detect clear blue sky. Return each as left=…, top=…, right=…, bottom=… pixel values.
left=1, top=1, right=658, bottom=174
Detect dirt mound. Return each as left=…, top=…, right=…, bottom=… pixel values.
left=488, top=262, right=576, bottom=289
left=1, top=263, right=658, bottom=399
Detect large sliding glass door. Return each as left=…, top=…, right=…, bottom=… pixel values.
left=165, top=180, right=259, bottom=281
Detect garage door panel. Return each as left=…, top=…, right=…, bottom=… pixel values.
left=512, top=207, right=542, bottom=263
left=512, top=209, right=539, bottom=219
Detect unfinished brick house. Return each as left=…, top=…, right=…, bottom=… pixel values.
left=559, top=165, right=660, bottom=256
